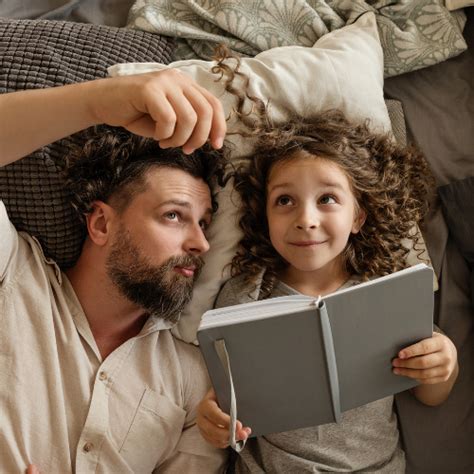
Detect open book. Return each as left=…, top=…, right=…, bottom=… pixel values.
left=197, top=264, right=434, bottom=449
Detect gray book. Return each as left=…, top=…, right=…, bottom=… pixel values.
left=197, top=264, right=434, bottom=448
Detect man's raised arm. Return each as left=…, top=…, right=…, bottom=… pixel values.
left=0, top=69, right=226, bottom=167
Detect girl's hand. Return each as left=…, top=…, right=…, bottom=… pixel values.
left=392, top=332, right=458, bottom=405
left=197, top=389, right=251, bottom=449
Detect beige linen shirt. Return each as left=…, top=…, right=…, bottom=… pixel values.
left=0, top=202, right=226, bottom=473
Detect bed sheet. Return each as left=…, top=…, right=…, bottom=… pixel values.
left=385, top=7, right=474, bottom=473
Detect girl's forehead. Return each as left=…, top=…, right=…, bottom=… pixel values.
left=267, top=154, right=346, bottom=184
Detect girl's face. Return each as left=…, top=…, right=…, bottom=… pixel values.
left=266, top=155, right=366, bottom=285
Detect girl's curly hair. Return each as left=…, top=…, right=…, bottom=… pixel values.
left=64, top=126, right=229, bottom=224
left=231, top=111, right=435, bottom=298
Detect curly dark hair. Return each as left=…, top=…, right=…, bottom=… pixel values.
left=63, top=126, right=229, bottom=224
left=231, top=111, right=435, bottom=298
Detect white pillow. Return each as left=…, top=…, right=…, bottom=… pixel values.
left=109, top=12, right=392, bottom=342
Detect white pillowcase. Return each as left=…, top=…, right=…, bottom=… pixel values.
left=109, top=12, right=393, bottom=342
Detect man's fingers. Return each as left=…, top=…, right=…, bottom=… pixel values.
left=125, top=115, right=158, bottom=139
left=180, top=86, right=214, bottom=153
left=194, top=84, right=226, bottom=149
left=398, top=335, right=441, bottom=359
left=159, top=92, right=197, bottom=149
left=135, top=88, right=177, bottom=141
left=26, top=464, right=40, bottom=474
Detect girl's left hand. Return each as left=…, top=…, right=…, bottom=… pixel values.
left=392, top=332, right=457, bottom=385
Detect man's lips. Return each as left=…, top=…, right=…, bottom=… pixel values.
left=174, top=266, right=196, bottom=277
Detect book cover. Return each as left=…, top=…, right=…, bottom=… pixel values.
left=197, top=264, right=434, bottom=439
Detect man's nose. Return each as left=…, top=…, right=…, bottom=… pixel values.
left=185, top=224, right=210, bottom=255
left=295, top=207, right=320, bottom=230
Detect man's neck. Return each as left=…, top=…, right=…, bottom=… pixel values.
left=65, top=251, right=148, bottom=359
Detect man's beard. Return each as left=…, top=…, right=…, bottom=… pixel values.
left=106, top=229, right=204, bottom=324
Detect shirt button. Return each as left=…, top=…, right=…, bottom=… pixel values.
left=98, top=371, right=108, bottom=381
left=83, top=442, right=94, bottom=453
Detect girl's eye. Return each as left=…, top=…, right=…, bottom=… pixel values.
left=319, top=195, right=336, bottom=205
left=276, top=195, right=293, bottom=206
left=165, top=211, right=179, bottom=221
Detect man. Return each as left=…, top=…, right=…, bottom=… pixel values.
left=0, top=71, right=228, bottom=472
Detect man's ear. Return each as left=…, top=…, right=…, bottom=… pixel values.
left=351, top=207, right=367, bottom=234
left=85, top=201, right=116, bottom=246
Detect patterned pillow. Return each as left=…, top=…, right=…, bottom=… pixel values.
left=0, top=18, right=174, bottom=267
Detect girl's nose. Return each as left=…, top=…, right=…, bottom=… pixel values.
left=295, top=208, right=320, bottom=230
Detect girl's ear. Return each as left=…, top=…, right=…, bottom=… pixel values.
left=351, top=208, right=367, bottom=234
left=85, top=201, right=116, bottom=246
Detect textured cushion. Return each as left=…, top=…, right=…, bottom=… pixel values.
left=111, top=12, right=432, bottom=342
left=0, top=18, right=174, bottom=267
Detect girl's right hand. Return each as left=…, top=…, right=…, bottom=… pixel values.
left=197, top=389, right=252, bottom=449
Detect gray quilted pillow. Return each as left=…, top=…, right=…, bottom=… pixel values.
left=0, top=18, right=174, bottom=267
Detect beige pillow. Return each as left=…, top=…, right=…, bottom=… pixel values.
left=445, top=0, right=474, bottom=10
left=110, top=12, right=431, bottom=342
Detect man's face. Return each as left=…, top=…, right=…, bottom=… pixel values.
left=106, top=167, right=213, bottom=322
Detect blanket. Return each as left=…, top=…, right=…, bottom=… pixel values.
left=127, top=0, right=467, bottom=77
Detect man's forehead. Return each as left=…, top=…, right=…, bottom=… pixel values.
left=144, top=167, right=212, bottom=208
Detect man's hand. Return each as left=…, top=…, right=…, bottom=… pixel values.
left=90, top=70, right=226, bottom=154
left=0, top=70, right=226, bottom=166
left=197, top=389, right=251, bottom=449
left=392, top=332, right=458, bottom=405
left=26, top=464, right=40, bottom=474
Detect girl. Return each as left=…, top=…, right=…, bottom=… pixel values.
left=197, top=111, right=458, bottom=472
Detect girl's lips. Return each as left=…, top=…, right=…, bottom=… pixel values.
left=174, top=266, right=196, bottom=277
left=290, top=240, right=326, bottom=246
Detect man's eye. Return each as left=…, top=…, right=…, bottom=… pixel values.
left=319, top=195, right=336, bottom=205
left=276, top=195, right=292, bottom=206
left=199, top=220, right=210, bottom=231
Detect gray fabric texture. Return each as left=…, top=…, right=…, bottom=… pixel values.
left=439, top=176, right=474, bottom=265
left=0, top=18, right=174, bottom=268
left=214, top=274, right=405, bottom=474
left=439, top=177, right=474, bottom=307
left=0, top=0, right=136, bottom=27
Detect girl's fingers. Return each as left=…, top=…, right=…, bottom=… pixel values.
left=393, top=366, right=447, bottom=381
left=392, top=352, right=442, bottom=370
left=398, top=333, right=441, bottom=359
left=197, top=413, right=230, bottom=447
left=199, top=401, right=231, bottom=427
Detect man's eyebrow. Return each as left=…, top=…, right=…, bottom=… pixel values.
left=159, top=199, right=191, bottom=208
left=158, top=200, right=213, bottom=216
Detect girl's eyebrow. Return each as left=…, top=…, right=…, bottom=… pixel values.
left=267, top=182, right=292, bottom=193
left=268, top=180, right=345, bottom=193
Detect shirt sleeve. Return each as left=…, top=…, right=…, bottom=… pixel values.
left=0, top=201, right=19, bottom=284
